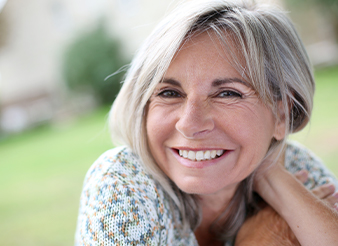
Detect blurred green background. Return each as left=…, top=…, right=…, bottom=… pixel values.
left=0, top=0, right=338, bottom=245
left=0, top=108, right=110, bottom=245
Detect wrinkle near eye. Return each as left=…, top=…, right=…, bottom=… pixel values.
left=226, top=98, right=268, bottom=120
left=212, top=90, right=262, bottom=111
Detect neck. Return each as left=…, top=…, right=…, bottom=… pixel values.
left=194, top=184, right=238, bottom=246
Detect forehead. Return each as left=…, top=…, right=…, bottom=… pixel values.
left=163, top=31, right=251, bottom=87
left=174, top=31, right=233, bottom=64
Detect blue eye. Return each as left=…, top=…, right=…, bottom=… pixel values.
left=158, top=90, right=181, bottom=98
left=218, top=90, right=242, bottom=98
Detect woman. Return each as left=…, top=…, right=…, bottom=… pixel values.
left=75, top=0, right=338, bottom=245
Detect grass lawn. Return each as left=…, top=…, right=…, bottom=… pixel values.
left=0, top=66, right=337, bottom=246
left=0, top=107, right=113, bottom=246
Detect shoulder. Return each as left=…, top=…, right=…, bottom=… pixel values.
left=76, top=146, right=197, bottom=245
left=284, top=140, right=338, bottom=189
left=81, top=146, right=152, bottom=190
left=76, top=146, right=170, bottom=245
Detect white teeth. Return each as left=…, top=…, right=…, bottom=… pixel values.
left=204, top=151, right=211, bottom=160
left=196, top=151, right=204, bottom=161
left=178, top=149, right=225, bottom=161
left=211, top=150, right=217, bottom=158
left=188, top=151, right=195, bottom=161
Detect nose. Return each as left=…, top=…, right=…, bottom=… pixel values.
left=175, top=98, right=215, bottom=139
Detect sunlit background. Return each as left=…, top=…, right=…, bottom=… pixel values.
left=0, top=0, right=337, bottom=245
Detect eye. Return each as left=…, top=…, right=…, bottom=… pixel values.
left=158, top=90, right=182, bottom=98
left=217, top=90, right=242, bottom=98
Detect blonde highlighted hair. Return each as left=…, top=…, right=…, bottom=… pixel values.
left=109, top=0, right=314, bottom=241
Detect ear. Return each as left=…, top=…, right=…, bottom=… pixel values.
left=273, top=101, right=287, bottom=141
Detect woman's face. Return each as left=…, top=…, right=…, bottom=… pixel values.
left=146, top=32, right=284, bottom=196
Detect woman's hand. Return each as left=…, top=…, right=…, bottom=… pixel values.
left=297, top=170, right=338, bottom=208
left=235, top=170, right=338, bottom=246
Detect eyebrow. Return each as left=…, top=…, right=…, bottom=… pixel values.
left=212, top=78, right=251, bottom=88
left=161, top=77, right=250, bottom=87
left=161, top=78, right=181, bottom=86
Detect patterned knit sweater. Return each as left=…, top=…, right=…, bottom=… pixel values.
left=75, top=141, right=337, bottom=245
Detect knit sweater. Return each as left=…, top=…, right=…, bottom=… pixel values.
left=75, top=141, right=337, bottom=245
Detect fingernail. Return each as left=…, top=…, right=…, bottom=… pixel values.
left=297, top=169, right=306, bottom=175
left=296, top=170, right=308, bottom=183
left=334, top=203, right=338, bottom=211
left=326, top=184, right=337, bottom=193
left=333, top=191, right=338, bottom=199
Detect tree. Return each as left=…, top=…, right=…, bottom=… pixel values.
left=63, top=24, right=128, bottom=105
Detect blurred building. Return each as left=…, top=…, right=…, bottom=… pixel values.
left=0, top=0, right=337, bottom=133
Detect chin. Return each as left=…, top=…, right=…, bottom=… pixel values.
left=174, top=178, right=233, bottom=195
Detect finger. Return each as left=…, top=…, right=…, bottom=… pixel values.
left=312, top=183, right=336, bottom=199
left=324, top=192, right=338, bottom=207
left=294, top=170, right=308, bottom=184
left=334, top=203, right=338, bottom=212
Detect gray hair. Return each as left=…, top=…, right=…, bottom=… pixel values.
left=109, top=0, right=314, bottom=241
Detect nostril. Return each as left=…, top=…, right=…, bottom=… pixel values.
left=175, top=111, right=215, bottom=139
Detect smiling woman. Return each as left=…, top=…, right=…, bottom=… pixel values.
left=146, top=32, right=281, bottom=196
left=75, top=0, right=338, bottom=245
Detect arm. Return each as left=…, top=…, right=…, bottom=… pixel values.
left=253, top=146, right=338, bottom=246
left=235, top=170, right=338, bottom=246
left=235, top=205, right=300, bottom=246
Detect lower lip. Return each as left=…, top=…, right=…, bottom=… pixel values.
left=171, top=149, right=233, bottom=169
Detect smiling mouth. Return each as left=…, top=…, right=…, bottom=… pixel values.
left=176, top=149, right=225, bottom=161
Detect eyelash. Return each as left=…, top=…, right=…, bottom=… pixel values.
left=217, top=90, right=242, bottom=98
left=157, top=89, right=182, bottom=98
left=156, top=89, right=243, bottom=99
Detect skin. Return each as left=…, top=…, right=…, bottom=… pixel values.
left=146, top=32, right=284, bottom=245
left=236, top=170, right=338, bottom=246
left=146, top=32, right=338, bottom=245
left=147, top=32, right=284, bottom=195
left=252, top=150, right=338, bottom=246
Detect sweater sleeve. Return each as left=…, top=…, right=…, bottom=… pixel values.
left=75, top=148, right=163, bottom=246
left=284, top=141, right=338, bottom=190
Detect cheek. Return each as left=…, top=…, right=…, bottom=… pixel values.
left=146, top=104, right=176, bottom=152
left=235, top=105, right=276, bottom=141
left=226, top=106, right=276, bottom=164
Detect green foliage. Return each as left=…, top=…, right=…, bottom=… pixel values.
left=63, top=24, right=127, bottom=104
